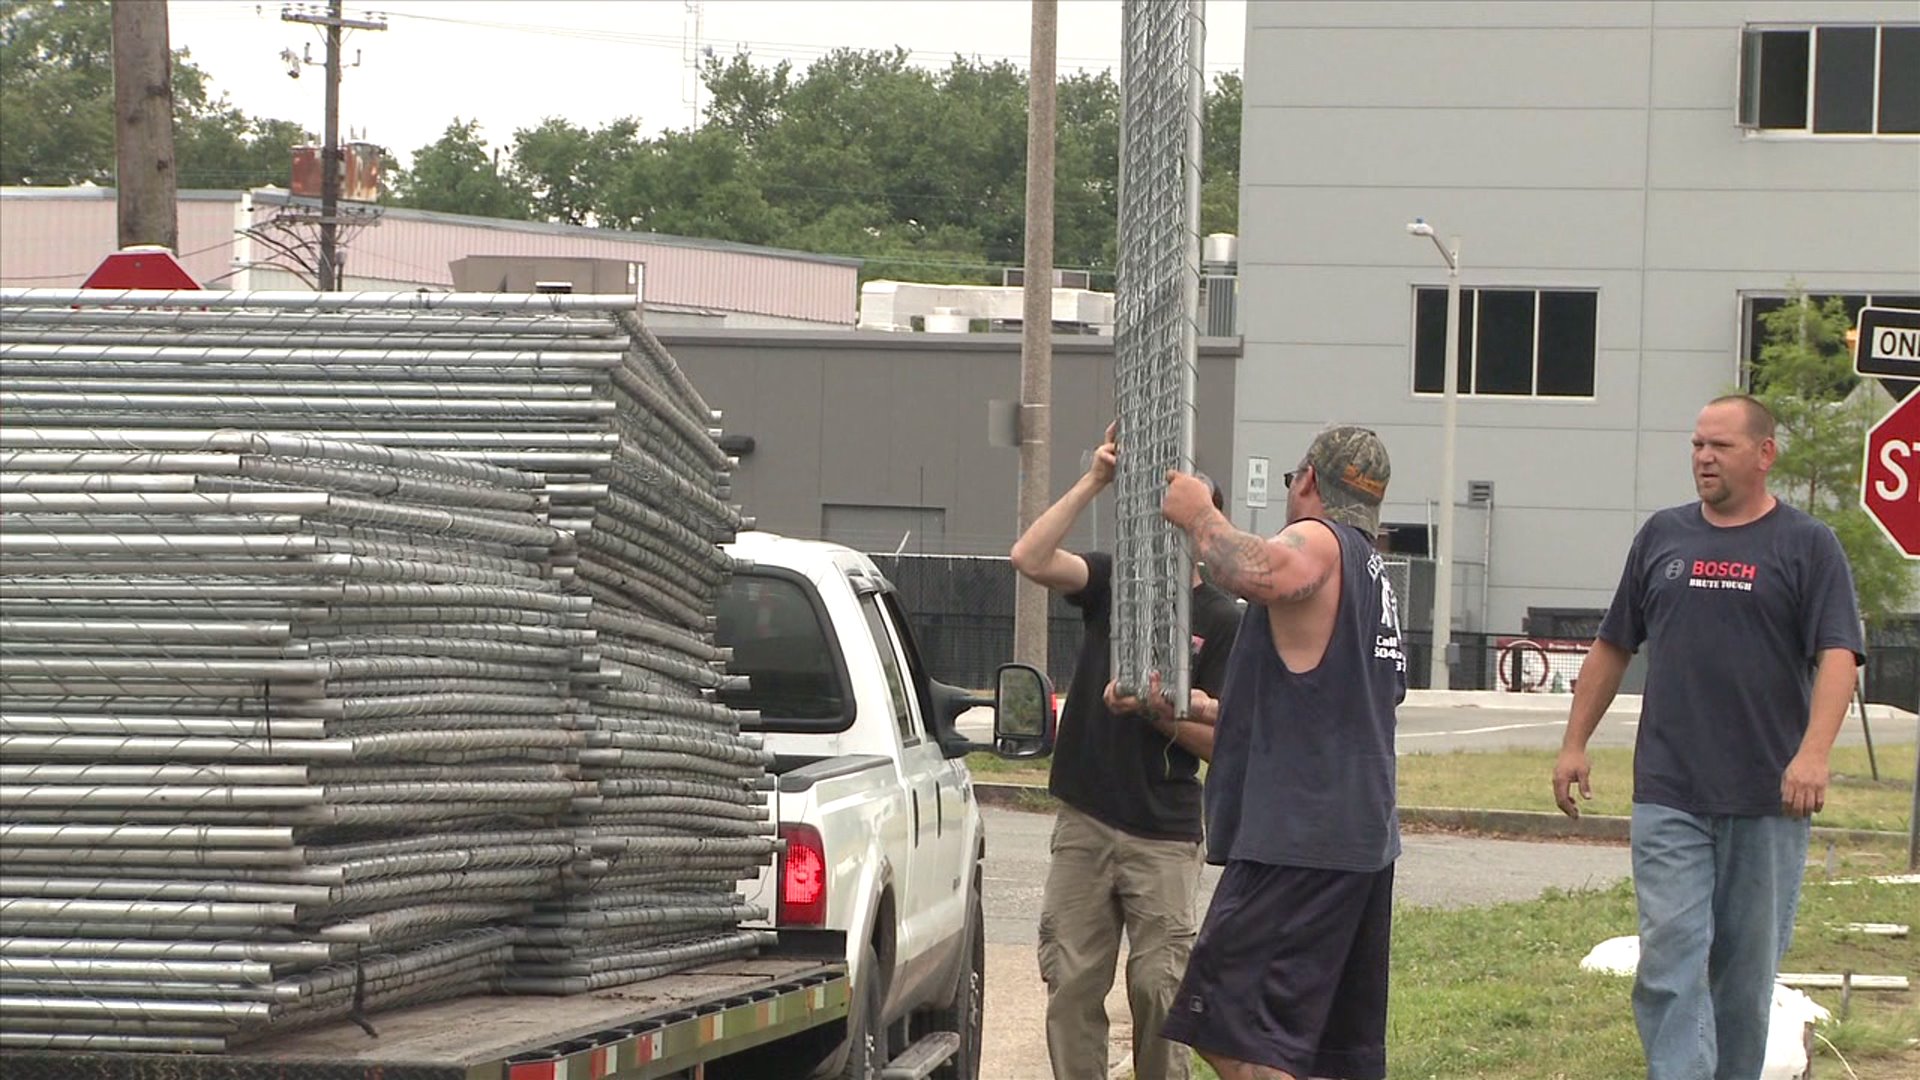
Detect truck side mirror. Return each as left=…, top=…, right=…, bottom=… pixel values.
left=992, top=663, right=1055, bottom=759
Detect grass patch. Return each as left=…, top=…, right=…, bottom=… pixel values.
left=965, top=751, right=1049, bottom=787
left=1175, top=851, right=1918, bottom=1079
left=1398, top=743, right=1916, bottom=834
left=976, top=743, right=1916, bottom=835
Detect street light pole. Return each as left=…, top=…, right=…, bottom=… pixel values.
left=1409, top=220, right=1460, bottom=690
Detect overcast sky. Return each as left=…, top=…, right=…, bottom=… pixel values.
left=167, top=1, right=1248, bottom=161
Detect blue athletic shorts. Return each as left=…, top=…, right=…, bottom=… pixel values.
left=1160, top=859, right=1394, bottom=1079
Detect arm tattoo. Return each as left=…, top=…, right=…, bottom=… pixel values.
left=1192, top=513, right=1330, bottom=604
left=1275, top=529, right=1333, bottom=602
left=1192, top=512, right=1276, bottom=597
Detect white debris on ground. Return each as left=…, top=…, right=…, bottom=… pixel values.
left=1814, top=874, right=1920, bottom=887
left=1578, top=935, right=1834, bottom=1080
left=1579, top=934, right=1641, bottom=976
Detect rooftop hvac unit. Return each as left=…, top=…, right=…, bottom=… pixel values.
left=1201, top=232, right=1238, bottom=270
left=1002, top=267, right=1093, bottom=289
left=1200, top=274, right=1238, bottom=337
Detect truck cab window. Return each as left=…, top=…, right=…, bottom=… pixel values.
left=715, top=573, right=851, bottom=731
left=861, top=597, right=921, bottom=747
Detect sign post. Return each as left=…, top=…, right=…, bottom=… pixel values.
left=1856, top=315, right=1920, bottom=870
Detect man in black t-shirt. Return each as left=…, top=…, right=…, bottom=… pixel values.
left=1009, top=422, right=1241, bottom=1080
left=1553, top=395, right=1864, bottom=1080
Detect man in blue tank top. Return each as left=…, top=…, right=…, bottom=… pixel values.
left=1553, top=395, right=1863, bottom=1080
left=1156, top=425, right=1404, bottom=1080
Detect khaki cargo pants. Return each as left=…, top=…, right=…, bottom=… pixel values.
left=1037, top=804, right=1204, bottom=1080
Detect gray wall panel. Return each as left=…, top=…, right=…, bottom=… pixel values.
left=1239, top=108, right=1650, bottom=189
left=1240, top=187, right=1651, bottom=271
left=1636, top=348, right=1745, bottom=431
left=1637, top=429, right=1714, bottom=510
left=1492, top=507, right=1641, bottom=590
left=1645, top=191, right=1920, bottom=272
left=1649, top=26, right=1741, bottom=108
left=1250, top=1, right=1656, bottom=31
left=1647, top=111, right=1920, bottom=191
left=1242, top=28, right=1652, bottom=109
left=1651, top=1, right=1916, bottom=28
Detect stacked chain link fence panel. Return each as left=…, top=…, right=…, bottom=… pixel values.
left=0, top=290, right=773, bottom=1052
left=1112, top=0, right=1207, bottom=704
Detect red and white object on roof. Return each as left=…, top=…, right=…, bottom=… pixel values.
left=81, top=246, right=200, bottom=290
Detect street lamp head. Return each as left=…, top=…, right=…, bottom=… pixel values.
left=1405, top=220, right=1435, bottom=237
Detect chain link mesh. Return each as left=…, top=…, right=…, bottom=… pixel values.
left=1112, top=0, right=1206, bottom=703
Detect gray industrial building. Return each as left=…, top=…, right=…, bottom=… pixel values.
left=1232, top=1, right=1920, bottom=654
left=658, top=329, right=1241, bottom=557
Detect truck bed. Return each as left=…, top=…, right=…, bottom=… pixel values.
left=0, top=958, right=847, bottom=1080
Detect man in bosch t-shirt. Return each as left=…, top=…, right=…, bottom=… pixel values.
left=1554, top=394, right=1863, bottom=1080
left=1009, top=422, right=1241, bottom=1080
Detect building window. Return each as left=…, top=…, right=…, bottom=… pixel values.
left=1741, top=292, right=1920, bottom=386
left=1412, top=287, right=1598, bottom=399
left=1739, top=25, right=1920, bottom=134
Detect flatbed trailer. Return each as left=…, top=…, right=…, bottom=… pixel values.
left=0, top=959, right=847, bottom=1080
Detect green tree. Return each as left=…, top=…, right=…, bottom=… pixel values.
left=605, top=126, right=787, bottom=245
left=175, top=108, right=311, bottom=190
left=1200, top=71, right=1241, bottom=235
left=1052, top=70, right=1121, bottom=286
left=387, top=119, right=530, bottom=220
left=2, top=0, right=118, bottom=184
left=1751, top=291, right=1913, bottom=621
left=1, top=0, right=309, bottom=188
left=686, top=49, right=1241, bottom=284
left=510, top=117, right=641, bottom=226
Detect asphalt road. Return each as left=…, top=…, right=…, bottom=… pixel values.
left=977, top=804, right=1633, bottom=1078
left=977, top=805, right=1631, bottom=948
left=1393, top=701, right=1915, bottom=753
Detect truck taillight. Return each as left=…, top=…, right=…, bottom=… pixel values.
left=778, top=823, right=827, bottom=927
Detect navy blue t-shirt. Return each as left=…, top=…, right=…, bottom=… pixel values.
left=1204, top=521, right=1406, bottom=872
left=1047, top=551, right=1243, bottom=841
left=1598, top=501, right=1864, bottom=817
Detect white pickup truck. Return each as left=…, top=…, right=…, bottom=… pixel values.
left=710, top=532, right=1056, bottom=1080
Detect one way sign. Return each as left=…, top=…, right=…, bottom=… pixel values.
left=1854, top=306, right=1920, bottom=380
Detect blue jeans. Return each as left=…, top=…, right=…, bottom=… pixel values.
left=1630, top=802, right=1810, bottom=1080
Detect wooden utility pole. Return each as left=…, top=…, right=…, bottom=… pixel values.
left=1013, top=0, right=1059, bottom=673
left=110, top=1, right=177, bottom=251
left=282, top=0, right=385, bottom=290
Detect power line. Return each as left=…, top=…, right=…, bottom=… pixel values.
left=370, top=8, right=1241, bottom=73
left=0, top=239, right=236, bottom=283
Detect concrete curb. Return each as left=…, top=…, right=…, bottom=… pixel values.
left=1399, top=688, right=1919, bottom=725
left=971, top=782, right=1908, bottom=847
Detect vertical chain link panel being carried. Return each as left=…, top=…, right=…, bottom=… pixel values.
left=1111, top=0, right=1206, bottom=704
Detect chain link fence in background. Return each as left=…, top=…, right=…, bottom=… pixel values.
left=874, top=554, right=1082, bottom=691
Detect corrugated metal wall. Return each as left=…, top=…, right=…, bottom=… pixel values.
left=0, top=189, right=858, bottom=326
left=0, top=192, right=239, bottom=287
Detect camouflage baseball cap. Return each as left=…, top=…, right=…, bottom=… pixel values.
left=1304, top=425, right=1390, bottom=536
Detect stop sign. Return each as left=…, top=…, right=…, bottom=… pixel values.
left=1862, top=392, right=1920, bottom=558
